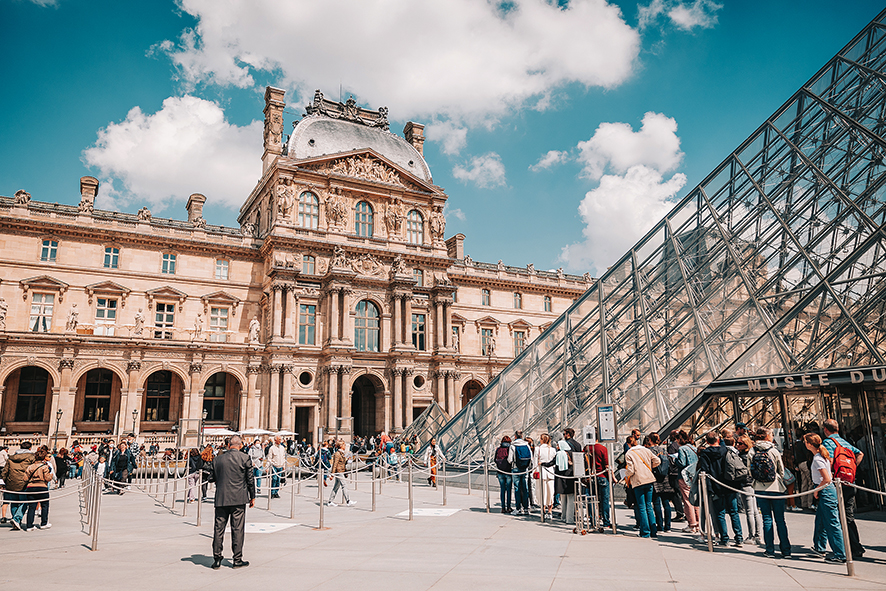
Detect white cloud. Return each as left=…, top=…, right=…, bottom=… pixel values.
left=529, top=149, right=570, bottom=171
left=639, top=0, right=723, bottom=31
left=452, top=153, right=507, bottom=189
left=164, top=0, right=640, bottom=126
left=560, top=165, right=686, bottom=274
left=577, top=111, right=683, bottom=180
left=82, top=95, right=262, bottom=213
left=27, top=0, right=59, bottom=6
left=444, top=203, right=466, bottom=221
left=426, top=122, right=468, bottom=156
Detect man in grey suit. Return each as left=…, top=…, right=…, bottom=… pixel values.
left=210, top=435, right=255, bottom=569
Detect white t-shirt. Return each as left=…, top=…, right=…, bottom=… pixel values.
left=811, top=453, right=831, bottom=485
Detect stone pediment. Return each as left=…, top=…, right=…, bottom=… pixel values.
left=508, top=318, right=533, bottom=335
left=85, top=281, right=131, bottom=307
left=146, top=286, right=188, bottom=311
left=301, top=150, right=433, bottom=192
left=201, top=291, right=241, bottom=316
left=20, top=275, right=69, bottom=300
left=450, top=313, right=468, bottom=325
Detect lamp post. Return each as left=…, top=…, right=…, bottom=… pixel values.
left=53, top=409, right=63, bottom=451
left=131, top=409, right=139, bottom=436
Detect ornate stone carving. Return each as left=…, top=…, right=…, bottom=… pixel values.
left=314, top=155, right=404, bottom=187
left=557, top=267, right=565, bottom=280
left=391, top=255, right=409, bottom=277
left=0, top=297, right=6, bottom=331
left=65, top=304, right=79, bottom=332
left=264, top=110, right=284, bottom=149
left=189, top=363, right=203, bottom=374
left=325, top=188, right=348, bottom=228
left=58, top=358, right=75, bottom=370
left=351, top=253, right=383, bottom=276
left=276, top=178, right=295, bottom=219
left=279, top=364, right=294, bottom=374
left=240, top=222, right=258, bottom=237
left=192, top=216, right=207, bottom=229
left=330, top=245, right=349, bottom=269
left=384, top=197, right=405, bottom=234
left=527, top=263, right=536, bottom=275
left=137, top=207, right=152, bottom=221
left=463, top=255, right=474, bottom=267
left=248, top=315, right=261, bottom=344
left=429, top=206, right=445, bottom=240
left=246, top=365, right=262, bottom=374
left=583, top=272, right=593, bottom=283
left=14, top=190, right=31, bottom=205
left=305, top=90, right=389, bottom=131
left=127, top=360, right=142, bottom=372
left=78, top=199, right=94, bottom=214
left=497, top=260, right=505, bottom=271
left=133, top=308, right=145, bottom=336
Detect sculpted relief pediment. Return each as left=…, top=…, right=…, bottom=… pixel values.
left=304, top=154, right=425, bottom=190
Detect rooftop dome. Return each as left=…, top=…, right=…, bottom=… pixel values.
left=286, top=92, right=432, bottom=183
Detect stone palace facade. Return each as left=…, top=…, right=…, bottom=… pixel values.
left=0, top=88, right=591, bottom=443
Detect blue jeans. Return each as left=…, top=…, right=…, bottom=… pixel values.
left=513, top=471, right=529, bottom=511
left=497, top=473, right=513, bottom=511
left=68, top=464, right=77, bottom=479
left=757, top=491, right=791, bottom=556
left=814, top=484, right=846, bottom=560
left=270, top=466, right=283, bottom=496
left=714, top=492, right=743, bottom=542
left=253, top=467, right=263, bottom=491
left=596, top=476, right=611, bottom=526
left=7, top=492, right=25, bottom=524
left=633, top=483, right=656, bottom=538
left=24, top=487, right=49, bottom=530
left=653, top=491, right=672, bottom=532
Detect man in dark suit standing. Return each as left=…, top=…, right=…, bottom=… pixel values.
left=210, top=435, right=255, bottom=569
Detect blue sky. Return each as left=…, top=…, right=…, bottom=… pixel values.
left=2, top=0, right=883, bottom=276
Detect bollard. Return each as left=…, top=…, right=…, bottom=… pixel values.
left=408, top=459, right=414, bottom=521
left=197, top=470, right=203, bottom=527
left=371, top=465, right=377, bottom=512
left=700, top=473, right=713, bottom=553
left=484, top=460, right=490, bottom=513
left=835, top=480, right=856, bottom=577
left=290, top=467, right=296, bottom=520
left=442, top=461, right=447, bottom=506
left=91, top=474, right=102, bottom=551
left=318, top=461, right=325, bottom=530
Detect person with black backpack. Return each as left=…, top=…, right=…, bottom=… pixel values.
left=698, top=431, right=743, bottom=547
left=750, top=427, right=792, bottom=558
left=494, top=436, right=513, bottom=514
left=508, top=431, right=533, bottom=515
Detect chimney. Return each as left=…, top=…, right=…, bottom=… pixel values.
left=79, top=176, right=99, bottom=211
left=403, top=121, right=425, bottom=155
left=263, top=86, right=286, bottom=173
left=186, top=193, right=206, bottom=223
left=446, top=233, right=465, bottom=260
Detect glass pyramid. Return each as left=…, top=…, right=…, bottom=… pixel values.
left=397, top=400, right=450, bottom=448
left=431, top=9, right=886, bottom=462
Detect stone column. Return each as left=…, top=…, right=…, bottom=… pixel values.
left=284, top=287, right=297, bottom=340
left=403, top=368, right=414, bottom=428
left=443, top=303, right=451, bottom=348
left=268, top=365, right=281, bottom=430
left=327, top=288, right=339, bottom=344
left=446, top=371, right=458, bottom=415
left=327, top=366, right=338, bottom=432
left=125, top=360, right=142, bottom=436
left=339, top=367, right=352, bottom=434
left=404, top=297, right=413, bottom=348
left=246, top=365, right=260, bottom=429
left=271, top=285, right=283, bottom=339
left=391, top=368, right=403, bottom=432
left=241, top=366, right=257, bottom=430
left=435, top=300, right=443, bottom=350
left=54, top=358, right=75, bottom=440
left=340, top=288, right=352, bottom=343
left=188, top=363, right=204, bottom=425
left=391, top=294, right=401, bottom=346
left=435, top=370, right=445, bottom=408
left=280, top=365, right=293, bottom=431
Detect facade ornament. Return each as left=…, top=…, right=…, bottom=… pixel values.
left=58, top=358, right=75, bottom=371
left=0, top=297, right=6, bottom=331
left=322, top=155, right=403, bottom=187
left=193, top=313, right=204, bottom=340
left=330, top=245, right=350, bottom=269
left=325, top=188, right=348, bottom=228
left=351, top=252, right=383, bottom=276
left=305, top=90, right=390, bottom=131
left=65, top=304, right=79, bottom=332
left=557, top=267, right=565, bottom=280
left=133, top=308, right=145, bottom=336
left=137, top=206, right=152, bottom=221
left=78, top=198, right=94, bottom=214
left=264, top=109, right=284, bottom=149
left=384, top=197, right=405, bottom=234
left=279, top=364, right=294, bottom=374
left=429, top=206, right=446, bottom=240
left=14, top=190, right=31, bottom=205
left=248, top=315, right=261, bottom=344
left=240, top=221, right=258, bottom=237
left=192, top=216, right=207, bottom=229
left=583, top=272, right=593, bottom=283
left=497, top=260, right=505, bottom=271
left=246, top=365, right=262, bottom=374
left=126, top=360, right=142, bottom=372
left=391, top=254, right=409, bottom=277
left=463, top=255, right=474, bottom=267
left=452, top=329, right=460, bottom=352
left=189, top=363, right=203, bottom=375
left=276, top=178, right=296, bottom=219
left=527, top=263, right=536, bottom=275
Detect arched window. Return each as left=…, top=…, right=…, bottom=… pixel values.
left=354, top=300, right=380, bottom=352
left=203, top=372, right=226, bottom=421
left=407, top=209, right=423, bottom=244
left=298, top=192, right=320, bottom=229
left=355, top=201, right=374, bottom=237
left=144, top=371, right=172, bottom=422
left=83, top=368, right=113, bottom=421
left=14, top=367, right=49, bottom=422
left=544, top=295, right=552, bottom=312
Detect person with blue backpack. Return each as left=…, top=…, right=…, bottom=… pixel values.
left=750, top=427, right=792, bottom=559
left=508, top=431, right=534, bottom=515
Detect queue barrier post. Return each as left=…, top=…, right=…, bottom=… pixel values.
left=467, top=461, right=472, bottom=496
left=609, top=468, right=617, bottom=535
left=297, top=462, right=302, bottom=495
left=442, top=461, right=447, bottom=506
left=408, top=459, right=414, bottom=521
left=835, top=480, right=856, bottom=577
left=290, top=466, right=296, bottom=520
left=163, top=460, right=170, bottom=506
left=91, top=474, right=103, bottom=551
left=371, top=464, right=377, bottom=512
left=267, top=469, right=273, bottom=511
left=484, top=460, right=490, bottom=513
left=318, top=461, right=325, bottom=530
left=700, top=472, right=713, bottom=553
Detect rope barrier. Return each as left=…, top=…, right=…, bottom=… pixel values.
left=703, top=473, right=829, bottom=500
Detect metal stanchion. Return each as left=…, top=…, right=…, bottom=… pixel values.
left=484, top=460, right=490, bottom=513
left=700, top=473, right=713, bottom=552
left=290, top=467, right=296, bottom=520
left=442, top=461, right=447, bottom=506
left=371, top=464, right=377, bottom=512
left=408, top=459, right=414, bottom=521
left=609, top=468, right=617, bottom=535
left=196, top=470, right=203, bottom=527
left=317, top=461, right=325, bottom=530
left=268, top=470, right=273, bottom=511
left=317, top=461, right=322, bottom=500
left=91, top=474, right=102, bottom=551
left=163, top=460, right=170, bottom=506
left=467, top=461, right=472, bottom=495
left=297, top=462, right=302, bottom=495
left=183, top=471, right=188, bottom=517
left=835, top=480, right=856, bottom=577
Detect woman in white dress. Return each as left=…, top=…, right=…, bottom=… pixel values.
left=535, top=433, right=557, bottom=518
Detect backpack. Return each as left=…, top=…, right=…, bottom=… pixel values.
left=514, top=443, right=532, bottom=471
left=831, top=439, right=857, bottom=483
left=749, top=447, right=777, bottom=483
left=724, top=449, right=750, bottom=484
left=652, top=452, right=669, bottom=483
left=494, top=446, right=511, bottom=472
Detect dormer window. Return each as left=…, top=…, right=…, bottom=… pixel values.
left=298, top=192, right=320, bottom=229
left=355, top=201, right=374, bottom=237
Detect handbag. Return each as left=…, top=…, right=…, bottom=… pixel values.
left=532, top=470, right=540, bottom=479
left=783, top=468, right=796, bottom=486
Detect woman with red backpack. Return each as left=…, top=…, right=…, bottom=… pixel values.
left=804, top=433, right=846, bottom=564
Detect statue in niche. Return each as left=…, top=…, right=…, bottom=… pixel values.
left=429, top=206, right=445, bottom=239
left=193, top=313, right=204, bottom=340
left=325, top=189, right=348, bottom=227
left=0, top=297, right=7, bottom=331
left=330, top=245, right=349, bottom=269
left=451, top=328, right=460, bottom=352
left=133, top=308, right=145, bottom=336
left=391, top=254, right=408, bottom=276
left=66, top=304, right=79, bottom=332
left=14, top=190, right=31, bottom=205
left=137, top=207, right=152, bottom=221
left=248, top=315, right=261, bottom=344
left=276, top=178, right=295, bottom=218
left=384, top=197, right=404, bottom=234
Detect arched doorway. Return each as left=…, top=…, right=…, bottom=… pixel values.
left=1, top=366, right=53, bottom=433
left=140, top=370, right=185, bottom=432
left=202, top=372, right=241, bottom=427
left=74, top=368, right=123, bottom=433
left=461, top=380, right=483, bottom=407
left=351, top=375, right=379, bottom=437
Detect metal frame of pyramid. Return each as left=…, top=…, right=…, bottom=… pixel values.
left=428, top=8, right=886, bottom=463
left=396, top=400, right=450, bottom=447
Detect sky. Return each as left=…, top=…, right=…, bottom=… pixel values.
left=1, top=0, right=884, bottom=277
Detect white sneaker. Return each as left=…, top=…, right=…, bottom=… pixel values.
left=37, top=523, right=51, bottom=530
left=327, top=502, right=337, bottom=507
left=346, top=501, right=357, bottom=507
